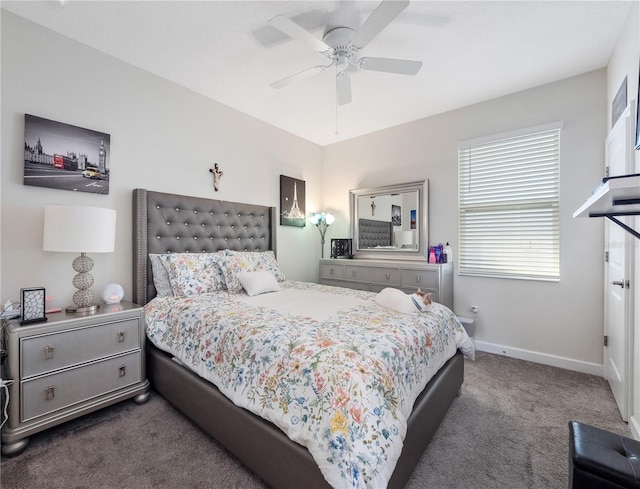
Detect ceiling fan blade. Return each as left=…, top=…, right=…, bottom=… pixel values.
left=271, top=65, right=329, bottom=89
left=351, top=0, right=410, bottom=50
left=269, top=15, right=332, bottom=54
left=359, top=57, right=422, bottom=75
left=336, top=72, right=352, bottom=105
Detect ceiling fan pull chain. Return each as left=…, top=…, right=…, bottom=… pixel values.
left=335, top=91, right=339, bottom=135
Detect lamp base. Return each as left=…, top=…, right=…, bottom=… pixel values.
left=65, top=303, right=100, bottom=315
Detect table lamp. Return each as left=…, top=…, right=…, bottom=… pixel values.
left=394, top=230, right=414, bottom=248
left=43, top=205, right=116, bottom=314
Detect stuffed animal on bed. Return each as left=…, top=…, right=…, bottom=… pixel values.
left=375, top=287, right=433, bottom=314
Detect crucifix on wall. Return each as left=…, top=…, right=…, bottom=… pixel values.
left=209, top=163, right=223, bottom=191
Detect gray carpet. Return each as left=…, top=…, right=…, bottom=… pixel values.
left=0, top=352, right=630, bottom=489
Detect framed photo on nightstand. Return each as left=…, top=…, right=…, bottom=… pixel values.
left=20, top=287, right=48, bottom=325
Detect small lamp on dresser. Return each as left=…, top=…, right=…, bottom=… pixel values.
left=43, top=204, right=117, bottom=314
left=394, top=230, right=414, bottom=249
left=309, top=212, right=335, bottom=258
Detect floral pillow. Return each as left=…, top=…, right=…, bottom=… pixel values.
left=219, top=250, right=285, bottom=293
left=159, top=252, right=226, bottom=297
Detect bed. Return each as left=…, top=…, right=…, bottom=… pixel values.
left=133, top=188, right=472, bottom=489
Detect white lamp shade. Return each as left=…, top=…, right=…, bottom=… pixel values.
left=394, top=230, right=414, bottom=246
left=43, top=205, right=116, bottom=253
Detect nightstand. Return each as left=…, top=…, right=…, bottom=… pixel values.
left=1, top=301, right=149, bottom=456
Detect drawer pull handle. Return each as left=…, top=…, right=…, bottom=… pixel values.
left=44, top=345, right=55, bottom=360
left=352, top=270, right=357, bottom=277
left=385, top=272, right=390, bottom=279
left=416, top=276, right=421, bottom=283
left=118, top=331, right=125, bottom=342
left=330, top=269, right=334, bottom=275
left=119, top=365, right=126, bottom=377
left=45, top=385, right=55, bottom=400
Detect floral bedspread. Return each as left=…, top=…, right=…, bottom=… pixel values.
left=144, top=281, right=473, bottom=488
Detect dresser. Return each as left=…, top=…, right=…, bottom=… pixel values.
left=319, top=259, right=453, bottom=309
left=1, top=302, right=149, bottom=456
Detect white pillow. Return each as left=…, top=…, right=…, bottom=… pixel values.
left=219, top=250, right=285, bottom=293
left=149, top=254, right=173, bottom=297
left=237, top=270, right=281, bottom=296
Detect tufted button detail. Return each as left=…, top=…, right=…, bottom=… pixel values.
left=194, top=236, right=197, bottom=240
left=175, top=208, right=179, bottom=211
left=225, top=212, right=228, bottom=216
left=176, top=236, right=180, bottom=240
left=156, top=236, right=160, bottom=239
left=217, top=225, right=221, bottom=228
left=166, top=221, right=171, bottom=225
left=184, top=222, right=188, bottom=226
left=194, top=210, right=198, bottom=214
left=156, top=205, right=160, bottom=209
left=210, top=237, right=213, bottom=240
left=244, top=225, right=247, bottom=229
left=224, top=237, right=228, bottom=240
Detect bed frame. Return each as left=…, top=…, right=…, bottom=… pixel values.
left=132, top=188, right=464, bottom=488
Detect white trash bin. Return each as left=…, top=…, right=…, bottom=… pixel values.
left=456, top=316, right=475, bottom=338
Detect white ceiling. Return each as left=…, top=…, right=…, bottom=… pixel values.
left=1, top=0, right=633, bottom=146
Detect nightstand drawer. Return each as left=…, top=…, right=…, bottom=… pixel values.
left=401, top=269, right=439, bottom=289
left=21, top=351, right=142, bottom=422
left=21, top=318, right=141, bottom=378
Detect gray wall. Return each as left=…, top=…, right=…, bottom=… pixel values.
left=1, top=12, right=324, bottom=309
left=322, top=70, right=607, bottom=372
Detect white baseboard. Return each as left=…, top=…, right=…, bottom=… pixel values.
left=473, top=340, right=603, bottom=376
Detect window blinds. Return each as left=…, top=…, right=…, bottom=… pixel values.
left=458, top=127, right=560, bottom=280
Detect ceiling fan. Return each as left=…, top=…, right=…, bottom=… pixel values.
left=268, top=0, right=422, bottom=105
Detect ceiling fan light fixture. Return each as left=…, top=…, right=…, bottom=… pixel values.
left=335, top=55, right=350, bottom=73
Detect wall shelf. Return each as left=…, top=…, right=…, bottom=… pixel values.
left=573, top=174, right=640, bottom=239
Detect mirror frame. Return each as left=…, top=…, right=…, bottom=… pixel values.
left=349, top=179, right=429, bottom=261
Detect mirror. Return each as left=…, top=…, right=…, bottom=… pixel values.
left=349, top=180, right=428, bottom=261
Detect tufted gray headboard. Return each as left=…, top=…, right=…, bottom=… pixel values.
left=358, top=218, right=392, bottom=248
left=132, top=188, right=276, bottom=306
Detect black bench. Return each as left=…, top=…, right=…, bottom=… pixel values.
left=569, top=421, right=640, bottom=488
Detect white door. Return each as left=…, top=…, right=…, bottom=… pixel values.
left=604, top=105, right=634, bottom=421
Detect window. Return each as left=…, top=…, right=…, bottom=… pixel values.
left=458, top=124, right=561, bottom=281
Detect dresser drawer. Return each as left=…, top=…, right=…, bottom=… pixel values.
left=320, top=263, right=344, bottom=280
left=345, top=265, right=370, bottom=282
left=21, top=318, right=141, bottom=378
left=368, top=267, right=400, bottom=286
left=401, top=269, right=439, bottom=290
left=21, top=351, right=142, bottom=422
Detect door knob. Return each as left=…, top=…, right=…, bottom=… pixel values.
left=611, top=279, right=625, bottom=288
